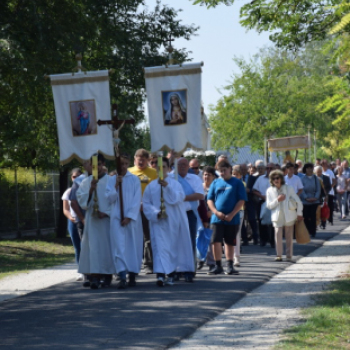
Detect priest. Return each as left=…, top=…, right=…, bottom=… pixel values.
left=77, top=153, right=115, bottom=289
left=142, top=157, right=195, bottom=287
left=106, top=154, right=143, bottom=289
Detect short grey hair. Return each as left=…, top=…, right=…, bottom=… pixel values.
left=314, top=165, right=322, bottom=174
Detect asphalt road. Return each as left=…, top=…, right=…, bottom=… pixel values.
left=1, top=217, right=348, bottom=350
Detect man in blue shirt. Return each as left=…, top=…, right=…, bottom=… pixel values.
left=207, top=160, right=247, bottom=275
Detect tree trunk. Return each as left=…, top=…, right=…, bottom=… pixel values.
left=56, top=168, right=69, bottom=238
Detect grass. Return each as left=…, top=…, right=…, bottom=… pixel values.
left=275, top=273, right=350, bottom=350
left=0, top=234, right=75, bottom=280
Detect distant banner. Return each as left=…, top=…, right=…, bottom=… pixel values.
left=268, top=136, right=310, bottom=152
left=144, top=62, right=203, bottom=153
left=50, top=70, right=114, bottom=164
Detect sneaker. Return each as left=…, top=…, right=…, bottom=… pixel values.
left=275, top=257, right=283, bottom=262
left=117, top=279, right=127, bottom=289
left=166, top=277, right=174, bottom=286
left=234, top=257, right=240, bottom=267
left=144, top=266, right=153, bottom=274
left=76, top=273, right=84, bottom=282
left=225, top=264, right=239, bottom=275
left=197, top=261, right=205, bottom=270
left=156, top=276, right=165, bottom=287
left=207, top=265, right=224, bottom=275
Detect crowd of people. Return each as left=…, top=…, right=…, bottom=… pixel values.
left=61, top=150, right=348, bottom=289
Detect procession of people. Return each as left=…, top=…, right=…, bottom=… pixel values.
left=62, top=150, right=345, bottom=289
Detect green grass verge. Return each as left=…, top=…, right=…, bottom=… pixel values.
left=275, top=274, right=350, bottom=350
left=0, top=234, right=75, bottom=280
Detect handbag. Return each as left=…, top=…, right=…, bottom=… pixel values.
left=295, top=220, right=310, bottom=244
left=260, top=202, right=272, bottom=225
left=321, top=202, right=330, bottom=221
left=196, top=228, right=213, bottom=261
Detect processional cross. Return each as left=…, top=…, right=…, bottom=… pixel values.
left=97, top=104, right=135, bottom=220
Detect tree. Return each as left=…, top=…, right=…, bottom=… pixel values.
left=192, top=0, right=345, bottom=50
left=0, top=0, right=197, bottom=236
left=209, top=44, right=341, bottom=155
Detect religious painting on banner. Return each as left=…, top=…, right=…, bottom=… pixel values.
left=50, top=70, right=114, bottom=164
left=70, top=100, right=97, bottom=136
left=144, top=62, right=203, bottom=153
left=162, top=90, right=187, bottom=126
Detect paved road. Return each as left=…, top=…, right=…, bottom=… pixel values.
left=1, top=218, right=348, bottom=350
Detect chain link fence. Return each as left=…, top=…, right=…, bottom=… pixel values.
left=0, top=168, right=60, bottom=238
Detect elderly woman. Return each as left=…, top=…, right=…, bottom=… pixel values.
left=266, top=170, right=303, bottom=262
left=301, top=163, right=321, bottom=237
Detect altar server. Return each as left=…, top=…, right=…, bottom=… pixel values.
left=106, top=154, right=143, bottom=289
left=77, top=154, right=115, bottom=289
left=142, top=157, right=195, bottom=287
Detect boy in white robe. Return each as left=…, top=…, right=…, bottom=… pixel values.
left=106, top=154, right=143, bottom=289
left=143, top=157, right=195, bottom=286
left=77, top=154, right=115, bottom=289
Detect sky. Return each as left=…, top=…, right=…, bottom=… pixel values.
left=145, top=0, right=272, bottom=115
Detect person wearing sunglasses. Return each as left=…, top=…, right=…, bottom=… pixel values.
left=149, top=154, right=158, bottom=170
left=189, top=158, right=203, bottom=179
left=266, top=170, right=303, bottom=262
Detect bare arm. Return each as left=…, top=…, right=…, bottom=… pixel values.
left=63, top=201, right=74, bottom=222
left=70, top=200, right=85, bottom=224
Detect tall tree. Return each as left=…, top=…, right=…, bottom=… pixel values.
left=0, top=0, right=197, bottom=236
left=209, top=45, right=340, bottom=154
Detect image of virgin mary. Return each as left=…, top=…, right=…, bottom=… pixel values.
left=77, top=102, right=90, bottom=135
left=164, top=93, right=187, bottom=125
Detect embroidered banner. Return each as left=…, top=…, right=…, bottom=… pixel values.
left=50, top=70, right=114, bottom=164
left=144, top=62, right=204, bottom=153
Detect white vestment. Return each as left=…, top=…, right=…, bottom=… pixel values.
left=142, top=177, right=195, bottom=274
left=106, top=172, right=143, bottom=274
left=77, top=174, right=115, bottom=274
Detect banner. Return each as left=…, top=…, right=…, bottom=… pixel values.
left=144, top=62, right=203, bottom=154
left=50, top=70, right=114, bottom=164
left=268, top=135, right=310, bottom=152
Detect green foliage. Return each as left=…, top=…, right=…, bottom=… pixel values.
left=0, top=0, right=197, bottom=170
left=192, top=0, right=233, bottom=7
left=275, top=274, right=350, bottom=349
left=0, top=168, right=59, bottom=232
left=209, top=44, right=340, bottom=154
left=0, top=234, right=75, bottom=280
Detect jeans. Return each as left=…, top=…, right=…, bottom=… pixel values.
left=68, top=220, right=81, bottom=265
left=337, top=192, right=347, bottom=217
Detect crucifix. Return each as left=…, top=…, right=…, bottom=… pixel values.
left=164, top=34, right=175, bottom=66
left=97, top=104, right=135, bottom=220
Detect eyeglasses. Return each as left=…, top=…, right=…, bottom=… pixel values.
left=150, top=161, right=157, bottom=165
left=272, top=177, right=280, bottom=181
left=266, top=167, right=274, bottom=170
left=190, top=167, right=199, bottom=170
left=72, top=175, right=78, bottom=178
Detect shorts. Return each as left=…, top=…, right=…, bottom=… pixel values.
left=210, top=223, right=239, bottom=246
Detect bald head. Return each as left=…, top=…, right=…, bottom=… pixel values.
left=189, top=158, right=200, bottom=175
left=177, top=157, right=189, bottom=177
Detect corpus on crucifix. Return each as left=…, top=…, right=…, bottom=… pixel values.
left=97, top=104, right=135, bottom=220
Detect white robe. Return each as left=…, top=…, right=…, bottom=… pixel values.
left=77, top=174, right=115, bottom=274
left=142, top=176, right=195, bottom=274
left=106, top=172, right=143, bottom=274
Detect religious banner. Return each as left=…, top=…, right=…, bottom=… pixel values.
left=50, top=70, right=114, bottom=164
left=268, top=135, right=310, bottom=152
left=144, top=62, right=203, bottom=153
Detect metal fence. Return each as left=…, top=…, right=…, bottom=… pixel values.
left=0, top=168, right=60, bottom=238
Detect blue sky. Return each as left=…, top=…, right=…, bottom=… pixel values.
left=145, top=0, right=272, bottom=114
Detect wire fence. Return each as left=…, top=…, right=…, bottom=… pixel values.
left=0, top=168, right=60, bottom=238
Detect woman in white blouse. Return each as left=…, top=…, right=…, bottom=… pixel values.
left=266, top=170, right=303, bottom=262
